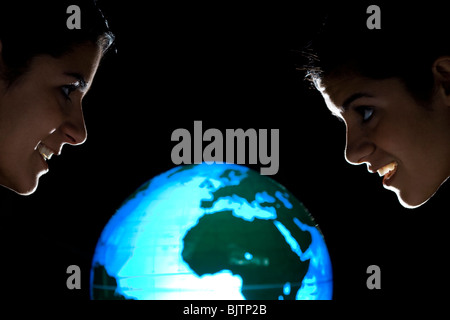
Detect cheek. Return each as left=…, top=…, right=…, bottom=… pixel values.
left=18, top=92, right=65, bottom=137
left=0, top=92, right=62, bottom=179
left=371, top=113, right=423, bottom=161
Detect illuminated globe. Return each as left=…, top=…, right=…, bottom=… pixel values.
left=90, top=163, right=333, bottom=300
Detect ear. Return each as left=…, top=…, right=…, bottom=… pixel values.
left=432, top=56, right=450, bottom=101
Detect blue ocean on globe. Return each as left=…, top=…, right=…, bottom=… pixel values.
left=90, top=163, right=333, bottom=300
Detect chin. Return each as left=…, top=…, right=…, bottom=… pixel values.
left=3, top=164, right=49, bottom=195
left=9, top=182, right=38, bottom=196
left=17, top=186, right=38, bottom=196
left=4, top=176, right=40, bottom=196
left=387, top=185, right=433, bottom=209
left=397, top=195, right=427, bottom=209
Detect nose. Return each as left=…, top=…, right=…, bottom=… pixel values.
left=344, top=124, right=375, bottom=165
left=60, top=104, right=87, bottom=146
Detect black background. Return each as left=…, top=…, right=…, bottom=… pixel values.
left=0, top=1, right=447, bottom=311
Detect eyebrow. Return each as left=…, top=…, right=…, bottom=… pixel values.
left=64, top=72, right=88, bottom=89
left=341, top=92, right=373, bottom=110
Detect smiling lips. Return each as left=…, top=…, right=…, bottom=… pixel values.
left=377, top=161, right=398, bottom=183
left=37, top=142, right=54, bottom=161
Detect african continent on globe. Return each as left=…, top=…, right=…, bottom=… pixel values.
left=91, top=163, right=333, bottom=300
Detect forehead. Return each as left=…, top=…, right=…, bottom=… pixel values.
left=56, top=43, right=102, bottom=84
left=315, top=75, right=380, bottom=116
left=28, top=43, right=102, bottom=87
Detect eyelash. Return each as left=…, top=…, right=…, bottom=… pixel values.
left=355, top=106, right=374, bottom=123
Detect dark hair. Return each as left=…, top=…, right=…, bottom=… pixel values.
left=302, top=2, right=450, bottom=104
left=0, top=0, right=114, bottom=85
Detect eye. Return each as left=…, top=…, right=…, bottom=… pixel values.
left=61, top=84, right=78, bottom=101
left=355, top=106, right=374, bottom=122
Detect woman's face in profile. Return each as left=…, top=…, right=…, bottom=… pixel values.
left=317, top=75, right=450, bottom=208
left=0, top=42, right=102, bottom=195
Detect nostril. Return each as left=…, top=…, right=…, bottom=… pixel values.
left=61, top=121, right=87, bottom=146
left=65, top=133, right=76, bottom=144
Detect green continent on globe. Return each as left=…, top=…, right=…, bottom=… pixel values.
left=182, top=210, right=310, bottom=300
left=182, top=168, right=314, bottom=300
left=92, top=264, right=133, bottom=300
left=202, top=168, right=316, bottom=232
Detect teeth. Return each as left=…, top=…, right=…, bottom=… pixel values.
left=37, top=143, right=53, bottom=161
left=377, top=161, right=397, bottom=177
